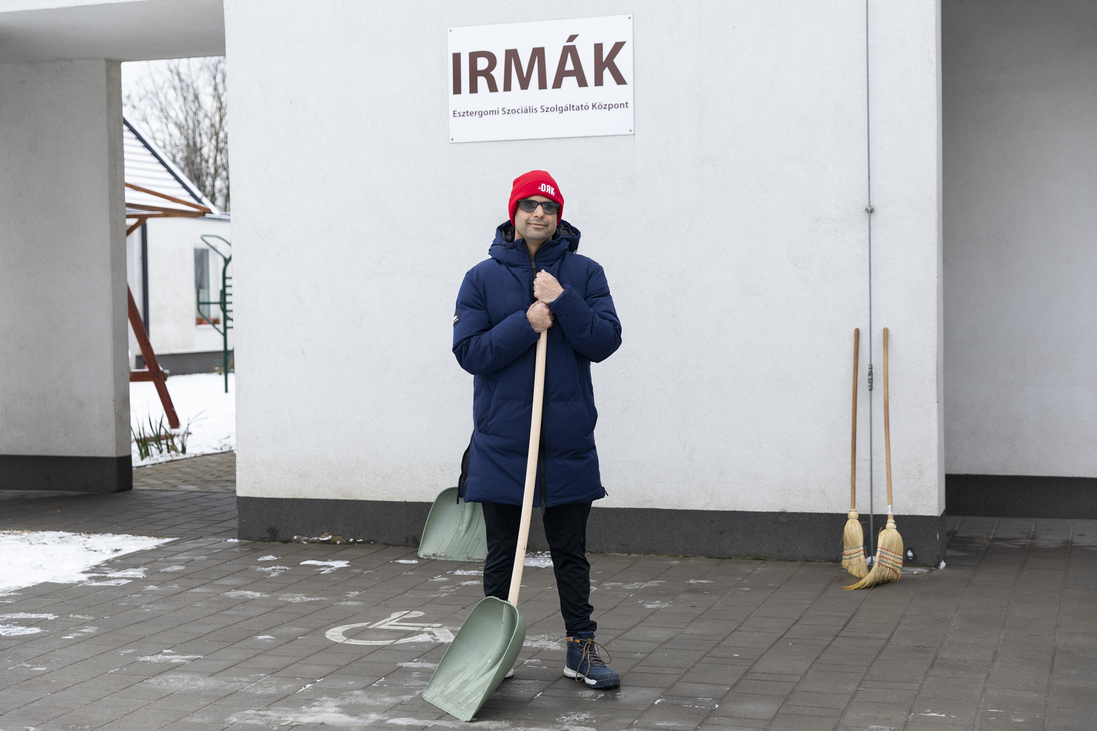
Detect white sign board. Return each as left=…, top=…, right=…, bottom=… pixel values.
left=448, top=15, right=634, bottom=143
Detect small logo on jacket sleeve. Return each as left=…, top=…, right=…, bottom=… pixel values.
left=453, top=312, right=460, bottom=326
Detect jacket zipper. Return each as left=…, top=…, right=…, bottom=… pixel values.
left=526, top=247, right=537, bottom=298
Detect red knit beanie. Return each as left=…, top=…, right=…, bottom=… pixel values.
left=508, top=170, right=564, bottom=225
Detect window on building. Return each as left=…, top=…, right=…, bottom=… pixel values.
left=195, top=248, right=212, bottom=323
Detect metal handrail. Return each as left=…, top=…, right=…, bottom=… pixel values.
left=196, top=234, right=233, bottom=393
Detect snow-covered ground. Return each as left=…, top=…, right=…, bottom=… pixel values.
left=0, top=530, right=174, bottom=596
left=130, top=372, right=235, bottom=466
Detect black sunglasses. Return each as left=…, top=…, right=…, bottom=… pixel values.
left=517, top=198, right=560, bottom=215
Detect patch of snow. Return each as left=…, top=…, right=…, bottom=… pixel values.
left=452, top=569, right=482, bottom=575
left=301, top=560, right=349, bottom=574
left=230, top=706, right=385, bottom=729
left=523, top=634, right=563, bottom=650
left=104, top=568, right=146, bottom=579
left=430, top=580, right=480, bottom=598
left=600, top=580, right=665, bottom=591
left=294, top=679, right=323, bottom=694
left=0, top=530, right=172, bottom=593
left=82, top=567, right=150, bottom=586
left=228, top=688, right=447, bottom=728
left=225, top=590, right=268, bottom=599
left=130, top=372, right=235, bottom=466
left=252, top=565, right=289, bottom=578
left=139, top=652, right=203, bottom=664
left=525, top=551, right=553, bottom=568
left=257, top=555, right=278, bottom=562
left=61, top=626, right=98, bottom=639
left=143, top=674, right=245, bottom=691
left=556, top=712, right=596, bottom=725
left=392, top=559, right=418, bottom=564
left=0, top=613, right=57, bottom=620
left=0, top=624, right=44, bottom=637
left=83, top=567, right=150, bottom=587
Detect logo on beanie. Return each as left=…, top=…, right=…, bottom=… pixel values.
left=539, top=183, right=556, bottom=196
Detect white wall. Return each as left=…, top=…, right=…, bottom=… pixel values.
left=126, top=216, right=234, bottom=360
left=0, top=60, right=129, bottom=458
left=227, top=1, right=943, bottom=517
left=943, top=0, right=1097, bottom=478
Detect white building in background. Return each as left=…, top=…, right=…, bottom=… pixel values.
left=2, top=1, right=1095, bottom=566
left=124, top=117, right=233, bottom=375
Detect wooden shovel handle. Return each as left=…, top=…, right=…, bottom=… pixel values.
left=883, top=327, right=892, bottom=507
left=508, top=330, right=548, bottom=606
left=851, top=329, right=859, bottom=510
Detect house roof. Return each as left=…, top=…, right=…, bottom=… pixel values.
left=123, top=117, right=224, bottom=217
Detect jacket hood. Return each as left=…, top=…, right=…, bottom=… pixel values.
left=491, top=220, right=581, bottom=263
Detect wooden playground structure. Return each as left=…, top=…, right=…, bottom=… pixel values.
left=125, top=181, right=213, bottom=430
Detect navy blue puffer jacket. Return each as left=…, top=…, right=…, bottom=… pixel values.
left=453, top=220, right=622, bottom=508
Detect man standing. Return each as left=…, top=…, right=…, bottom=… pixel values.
left=452, top=170, right=622, bottom=689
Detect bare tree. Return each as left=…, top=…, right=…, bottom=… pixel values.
left=126, top=57, right=230, bottom=212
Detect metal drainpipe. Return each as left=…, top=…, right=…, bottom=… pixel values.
left=864, top=0, right=876, bottom=561
left=141, top=221, right=150, bottom=337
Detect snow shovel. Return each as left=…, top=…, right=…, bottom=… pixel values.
left=423, top=330, right=547, bottom=722
left=418, top=488, right=487, bottom=562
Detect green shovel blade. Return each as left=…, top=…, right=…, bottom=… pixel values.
left=418, top=488, right=487, bottom=562
left=423, top=596, right=525, bottom=722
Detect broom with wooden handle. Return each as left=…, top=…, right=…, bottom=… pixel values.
left=842, top=329, right=868, bottom=579
left=845, top=327, right=903, bottom=590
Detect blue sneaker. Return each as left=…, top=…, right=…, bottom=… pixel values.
left=564, top=635, right=620, bottom=689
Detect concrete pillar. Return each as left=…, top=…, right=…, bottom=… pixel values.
left=944, top=0, right=1097, bottom=516
left=0, top=60, right=131, bottom=492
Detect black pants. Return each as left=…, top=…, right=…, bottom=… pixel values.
left=481, top=501, right=596, bottom=637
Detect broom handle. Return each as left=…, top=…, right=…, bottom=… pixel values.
left=851, top=329, right=859, bottom=511
left=508, top=330, right=548, bottom=606
left=883, top=327, right=892, bottom=508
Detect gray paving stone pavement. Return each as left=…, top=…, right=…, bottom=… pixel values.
left=0, top=453, right=1094, bottom=729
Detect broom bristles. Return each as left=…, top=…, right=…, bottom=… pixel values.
left=843, top=515, right=903, bottom=590
left=841, top=510, right=868, bottom=579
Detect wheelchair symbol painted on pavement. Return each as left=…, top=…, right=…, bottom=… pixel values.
left=326, top=611, right=455, bottom=646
